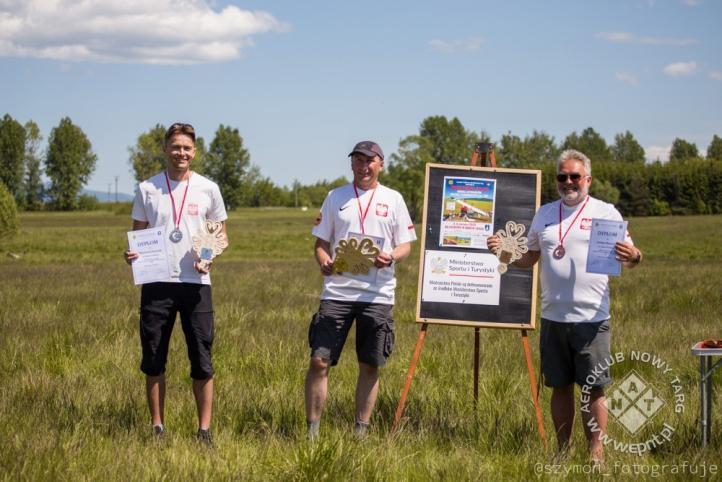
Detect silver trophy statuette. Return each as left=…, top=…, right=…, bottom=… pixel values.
left=493, top=220, right=529, bottom=274
left=191, top=220, right=228, bottom=271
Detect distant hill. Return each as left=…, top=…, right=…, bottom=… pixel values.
left=82, top=189, right=134, bottom=203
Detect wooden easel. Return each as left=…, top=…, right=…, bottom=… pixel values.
left=391, top=143, right=546, bottom=448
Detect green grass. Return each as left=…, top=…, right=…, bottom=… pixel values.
left=1, top=210, right=721, bottom=480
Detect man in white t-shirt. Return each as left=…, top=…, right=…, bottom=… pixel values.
left=304, top=141, right=417, bottom=438
left=124, top=123, right=228, bottom=444
left=488, top=149, right=642, bottom=462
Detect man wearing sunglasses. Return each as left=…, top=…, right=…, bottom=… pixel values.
left=488, top=149, right=642, bottom=463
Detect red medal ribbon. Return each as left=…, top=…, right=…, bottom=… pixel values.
left=353, top=184, right=377, bottom=235
left=164, top=171, right=191, bottom=231
left=558, top=195, right=590, bottom=249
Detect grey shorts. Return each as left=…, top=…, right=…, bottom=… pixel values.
left=540, top=318, right=611, bottom=389
left=308, top=299, right=395, bottom=367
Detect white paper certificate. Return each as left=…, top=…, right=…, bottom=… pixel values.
left=586, top=219, right=628, bottom=276
left=127, top=228, right=171, bottom=285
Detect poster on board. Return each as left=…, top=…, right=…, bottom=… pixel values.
left=421, top=250, right=500, bottom=305
left=439, top=176, right=496, bottom=249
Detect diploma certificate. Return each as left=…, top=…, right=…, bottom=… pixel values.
left=127, top=228, right=171, bottom=285
left=586, top=219, right=628, bottom=276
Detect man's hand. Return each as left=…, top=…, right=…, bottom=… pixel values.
left=124, top=249, right=139, bottom=265
left=615, top=241, right=641, bottom=267
left=487, top=234, right=501, bottom=255
left=319, top=258, right=334, bottom=276
left=375, top=251, right=394, bottom=268
left=194, top=260, right=212, bottom=274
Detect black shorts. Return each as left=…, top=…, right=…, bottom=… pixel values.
left=308, top=300, right=395, bottom=367
left=139, top=282, right=214, bottom=380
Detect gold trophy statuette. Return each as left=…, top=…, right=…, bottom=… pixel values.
left=494, top=220, right=529, bottom=274
left=333, top=238, right=380, bottom=275
left=192, top=220, right=229, bottom=271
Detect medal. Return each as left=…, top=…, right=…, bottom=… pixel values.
left=164, top=171, right=191, bottom=245
left=554, top=196, right=589, bottom=261
left=169, top=228, right=183, bottom=243
left=552, top=245, right=565, bottom=259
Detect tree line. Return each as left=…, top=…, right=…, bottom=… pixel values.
left=383, top=116, right=722, bottom=220
left=1, top=112, right=721, bottom=234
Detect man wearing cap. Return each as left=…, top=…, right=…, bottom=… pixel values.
left=304, top=141, right=417, bottom=438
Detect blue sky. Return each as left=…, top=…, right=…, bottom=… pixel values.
left=2, top=0, right=720, bottom=195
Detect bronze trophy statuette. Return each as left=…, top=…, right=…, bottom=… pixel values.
left=333, top=237, right=380, bottom=276
left=494, top=220, right=529, bottom=274
left=192, top=220, right=229, bottom=271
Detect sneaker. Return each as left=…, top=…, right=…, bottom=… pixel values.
left=196, top=428, right=213, bottom=447
left=306, top=420, right=320, bottom=441
left=353, top=421, right=369, bottom=440
left=152, top=424, right=165, bottom=439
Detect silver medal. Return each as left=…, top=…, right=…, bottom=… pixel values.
left=169, top=228, right=183, bottom=243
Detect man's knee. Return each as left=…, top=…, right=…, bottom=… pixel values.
left=358, top=361, right=379, bottom=377
left=309, top=356, right=331, bottom=374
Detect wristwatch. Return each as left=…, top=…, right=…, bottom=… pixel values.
left=630, top=250, right=642, bottom=264
left=389, top=253, right=396, bottom=266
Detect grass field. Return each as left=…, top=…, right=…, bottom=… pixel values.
left=1, top=209, right=721, bottom=480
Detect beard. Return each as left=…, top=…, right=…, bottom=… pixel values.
left=558, top=185, right=589, bottom=205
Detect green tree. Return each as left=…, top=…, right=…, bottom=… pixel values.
left=24, top=120, right=44, bottom=210
left=498, top=130, right=559, bottom=168
left=611, top=131, right=645, bottom=164
left=383, top=136, right=435, bottom=220
left=0, top=181, right=19, bottom=240
left=417, top=115, right=483, bottom=165
left=562, top=127, right=611, bottom=163
left=205, top=125, right=250, bottom=210
left=0, top=114, right=27, bottom=204
left=45, top=117, right=97, bottom=211
left=129, top=124, right=166, bottom=182
left=669, top=138, right=698, bottom=162
left=706, top=135, right=722, bottom=162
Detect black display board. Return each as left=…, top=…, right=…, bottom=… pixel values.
left=416, top=164, right=541, bottom=329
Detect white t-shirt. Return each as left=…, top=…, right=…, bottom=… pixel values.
left=527, top=196, right=633, bottom=323
left=312, top=183, right=417, bottom=304
left=132, top=171, right=228, bottom=285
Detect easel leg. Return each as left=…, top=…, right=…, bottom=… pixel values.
left=521, top=329, right=547, bottom=448
left=474, top=327, right=480, bottom=407
left=392, top=323, right=429, bottom=433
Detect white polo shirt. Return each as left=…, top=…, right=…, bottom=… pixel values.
left=132, top=171, right=227, bottom=285
left=527, top=196, right=633, bottom=323
left=312, top=183, right=417, bottom=304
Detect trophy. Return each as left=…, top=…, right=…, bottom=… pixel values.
left=333, top=237, right=381, bottom=275
left=192, top=220, right=228, bottom=271
left=493, top=221, right=528, bottom=274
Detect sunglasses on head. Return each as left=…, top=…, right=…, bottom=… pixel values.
left=556, top=173, right=585, bottom=182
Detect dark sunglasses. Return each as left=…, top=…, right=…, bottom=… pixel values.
left=556, top=173, right=585, bottom=183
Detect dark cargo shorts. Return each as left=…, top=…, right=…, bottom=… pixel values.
left=308, top=299, right=395, bottom=367
left=139, top=282, right=214, bottom=380
left=540, top=318, right=612, bottom=389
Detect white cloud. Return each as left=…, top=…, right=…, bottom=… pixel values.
left=429, top=37, right=484, bottom=54
left=615, top=72, right=639, bottom=85
left=663, top=61, right=697, bottom=77
left=645, top=145, right=670, bottom=163
left=709, top=71, right=722, bottom=80
left=683, top=0, right=701, bottom=6
left=595, top=31, right=697, bottom=46
left=0, top=0, right=287, bottom=64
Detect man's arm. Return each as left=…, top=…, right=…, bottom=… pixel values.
left=486, top=234, right=540, bottom=268
left=375, top=242, right=411, bottom=268
left=315, top=238, right=334, bottom=275
left=124, top=219, right=150, bottom=264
